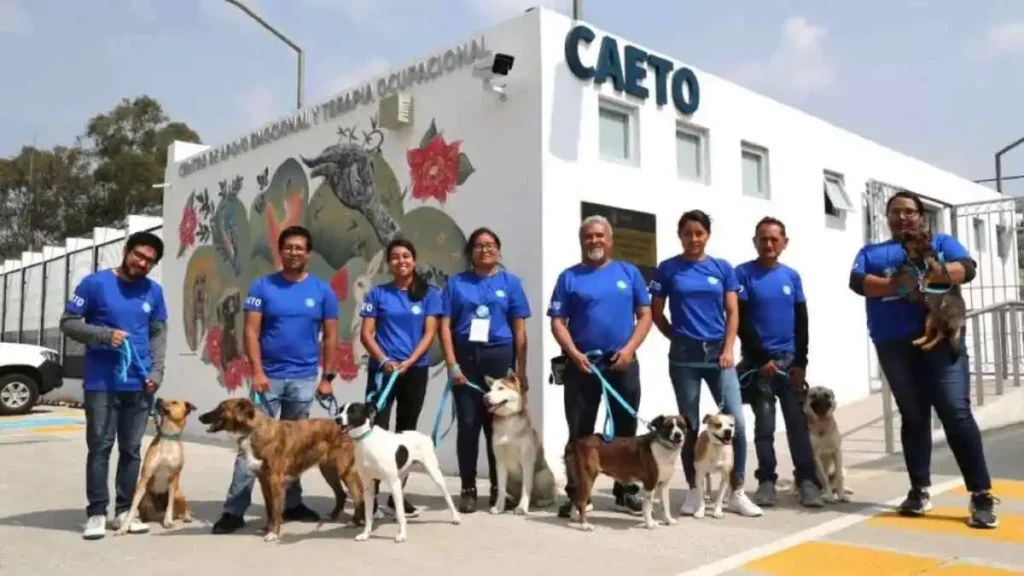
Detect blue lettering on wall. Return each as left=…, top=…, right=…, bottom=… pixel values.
left=563, top=24, right=700, bottom=116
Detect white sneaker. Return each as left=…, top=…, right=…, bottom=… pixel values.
left=110, top=511, right=150, bottom=534
left=729, top=490, right=764, bottom=517
left=679, top=488, right=702, bottom=516
left=82, top=515, right=107, bottom=540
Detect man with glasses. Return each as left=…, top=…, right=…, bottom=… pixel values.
left=211, top=225, right=341, bottom=534
left=60, top=231, right=169, bottom=540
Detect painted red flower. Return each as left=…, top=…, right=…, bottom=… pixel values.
left=407, top=136, right=461, bottom=204
left=321, top=340, right=360, bottom=381
left=204, top=324, right=224, bottom=370
left=330, top=268, right=348, bottom=301
left=223, top=356, right=249, bottom=392
left=179, top=205, right=198, bottom=248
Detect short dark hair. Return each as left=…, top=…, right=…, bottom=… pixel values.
left=278, top=225, right=313, bottom=252
left=126, top=231, right=164, bottom=262
left=677, top=210, right=712, bottom=234
left=886, top=189, right=925, bottom=215
left=755, top=216, right=787, bottom=237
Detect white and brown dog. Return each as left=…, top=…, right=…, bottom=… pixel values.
left=692, top=413, right=736, bottom=519
left=483, top=370, right=558, bottom=515
left=802, top=385, right=851, bottom=503
left=564, top=414, right=689, bottom=531
left=116, top=399, right=196, bottom=535
left=335, top=401, right=461, bottom=543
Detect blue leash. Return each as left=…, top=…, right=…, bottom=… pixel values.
left=313, top=368, right=401, bottom=418
left=116, top=339, right=180, bottom=440
left=431, top=368, right=487, bottom=447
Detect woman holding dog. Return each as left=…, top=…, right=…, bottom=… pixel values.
left=439, top=227, right=531, bottom=513
left=359, top=238, right=443, bottom=519
left=849, top=189, right=998, bottom=529
left=650, top=210, right=763, bottom=518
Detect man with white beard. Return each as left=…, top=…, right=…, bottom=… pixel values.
left=547, top=215, right=654, bottom=518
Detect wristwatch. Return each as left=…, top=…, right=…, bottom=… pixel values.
left=323, top=372, right=336, bottom=383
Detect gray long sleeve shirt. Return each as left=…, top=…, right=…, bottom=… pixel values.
left=59, top=312, right=168, bottom=385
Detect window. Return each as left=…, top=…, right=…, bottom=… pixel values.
left=996, top=223, right=1011, bottom=259
left=823, top=171, right=855, bottom=217
left=740, top=142, right=770, bottom=198
left=675, top=123, right=709, bottom=183
left=580, top=201, right=657, bottom=283
left=973, top=218, right=986, bottom=252
left=598, top=101, right=638, bottom=165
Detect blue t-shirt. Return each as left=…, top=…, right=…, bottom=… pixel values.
left=649, top=255, right=739, bottom=341
left=442, top=270, right=531, bottom=346
left=244, top=272, right=340, bottom=379
left=851, top=233, right=970, bottom=343
left=735, top=261, right=806, bottom=355
left=65, top=270, right=168, bottom=392
left=546, top=260, right=651, bottom=354
left=360, top=283, right=442, bottom=367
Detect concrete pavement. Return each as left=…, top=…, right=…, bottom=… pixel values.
left=1, top=407, right=1022, bottom=576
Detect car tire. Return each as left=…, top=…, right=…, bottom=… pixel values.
left=0, top=373, right=40, bottom=416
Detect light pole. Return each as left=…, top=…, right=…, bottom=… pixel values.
left=995, top=135, right=1024, bottom=194
left=573, top=0, right=583, bottom=19
left=224, top=0, right=305, bottom=110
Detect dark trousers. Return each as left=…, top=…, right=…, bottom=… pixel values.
left=84, top=390, right=150, bottom=518
left=365, top=364, right=429, bottom=432
left=562, top=358, right=641, bottom=498
left=874, top=333, right=992, bottom=493
left=453, top=342, right=515, bottom=490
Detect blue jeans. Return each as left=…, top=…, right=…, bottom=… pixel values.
left=667, top=337, right=748, bottom=489
left=739, top=353, right=817, bottom=485
left=875, top=334, right=992, bottom=492
left=223, top=377, right=317, bottom=516
left=84, top=390, right=150, bottom=517
left=453, top=342, right=515, bottom=490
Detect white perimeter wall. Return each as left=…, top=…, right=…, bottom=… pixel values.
left=537, top=9, right=1013, bottom=452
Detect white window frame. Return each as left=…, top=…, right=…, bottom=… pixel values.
left=740, top=141, right=770, bottom=199
left=973, top=217, right=987, bottom=252
left=675, top=122, right=710, bottom=184
left=823, top=171, right=855, bottom=218
left=597, top=98, right=639, bottom=166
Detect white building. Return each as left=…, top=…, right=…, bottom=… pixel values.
left=5, top=8, right=1017, bottom=476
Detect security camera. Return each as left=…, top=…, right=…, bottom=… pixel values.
left=473, top=53, right=515, bottom=80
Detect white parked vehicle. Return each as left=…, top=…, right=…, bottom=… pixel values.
left=0, top=343, right=64, bottom=416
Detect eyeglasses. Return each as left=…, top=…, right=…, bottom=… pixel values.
left=280, top=246, right=308, bottom=254
left=129, top=249, right=156, bottom=265
left=888, top=208, right=919, bottom=218
left=473, top=243, right=498, bottom=251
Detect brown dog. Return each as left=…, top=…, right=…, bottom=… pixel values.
left=900, top=227, right=967, bottom=354
left=197, top=398, right=365, bottom=542
left=564, top=415, right=689, bottom=531
left=116, top=399, right=197, bottom=535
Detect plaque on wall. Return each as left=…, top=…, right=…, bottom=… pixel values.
left=580, top=201, right=658, bottom=284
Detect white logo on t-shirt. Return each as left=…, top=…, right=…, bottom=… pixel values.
left=142, top=302, right=152, bottom=313
left=411, top=305, right=422, bottom=315
left=616, top=280, right=628, bottom=290
left=738, top=285, right=744, bottom=294
left=782, top=285, right=791, bottom=295
left=362, top=303, right=374, bottom=313
left=707, top=276, right=719, bottom=285
left=69, top=295, right=85, bottom=307
left=495, top=289, right=506, bottom=298
left=305, top=298, right=315, bottom=308
left=550, top=301, right=562, bottom=311
left=246, top=296, right=262, bottom=307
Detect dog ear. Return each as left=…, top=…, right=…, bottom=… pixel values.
left=650, top=415, right=665, bottom=431
left=681, top=415, right=692, bottom=432
left=242, top=401, right=256, bottom=421
left=185, top=402, right=197, bottom=414
left=702, top=413, right=713, bottom=424
left=484, top=375, right=495, bottom=388
left=506, top=367, right=516, bottom=379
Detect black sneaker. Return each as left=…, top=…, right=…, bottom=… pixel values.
left=211, top=513, right=245, bottom=534
left=615, top=491, right=644, bottom=515
left=459, top=487, right=478, bottom=514
left=282, top=503, right=320, bottom=523
left=557, top=499, right=593, bottom=518
left=968, top=492, right=1000, bottom=529
left=898, top=487, right=932, bottom=517
left=386, top=495, right=419, bottom=518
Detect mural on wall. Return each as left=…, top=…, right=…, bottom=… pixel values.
left=178, top=114, right=478, bottom=392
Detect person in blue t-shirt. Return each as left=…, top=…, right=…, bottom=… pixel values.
left=849, top=190, right=998, bottom=529
left=650, top=210, right=763, bottom=518
left=60, top=231, right=169, bottom=540
left=359, top=237, right=442, bottom=518
left=212, top=226, right=341, bottom=534
left=439, top=227, right=532, bottom=513
left=734, top=217, right=822, bottom=509
left=548, top=215, right=653, bottom=519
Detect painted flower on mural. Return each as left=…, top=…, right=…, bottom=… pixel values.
left=204, top=324, right=224, bottom=370
left=179, top=201, right=199, bottom=250
left=176, top=187, right=217, bottom=258
left=224, top=356, right=252, bottom=392
left=406, top=119, right=476, bottom=205
left=320, top=340, right=360, bottom=381
left=330, top=268, right=349, bottom=302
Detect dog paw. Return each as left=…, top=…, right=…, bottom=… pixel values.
left=181, top=513, right=194, bottom=523
left=113, top=528, right=129, bottom=537
left=161, top=520, right=176, bottom=530
left=394, top=533, right=407, bottom=543
left=489, top=506, right=503, bottom=515
left=355, top=532, right=370, bottom=542
left=578, top=522, right=594, bottom=532
left=711, top=508, right=724, bottom=519
left=644, top=520, right=658, bottom=530
left=514, top=506, right=529, bottom=516
left=822, top=493, right=835, bottom=503
left=665, top=517, right=678, bottom=526
left=451, top=514, right=462, bottom=525
left=693, top=509, right=706, bottom=519
left=263, top=532, right=280, bottom=543
left=836, top=492, right=850, bottom=503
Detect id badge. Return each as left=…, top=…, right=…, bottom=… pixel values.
left=469, top=318, right=490, bottom=343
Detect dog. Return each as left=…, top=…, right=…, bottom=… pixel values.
left=197, top=398, right=365, bottom=542
left=335, top=401, right=462, bottom=543
left=116, top=399, right=197, bottom=535
left=801, top=385, right=851, bottom=503
left=692, top=413, right=737, bottom=519
left=216, top=291, right=242, bottom=365
left=564, top=414, right=689, bottom=531
left=899, top=227, right=967, bottom=354
left=483, top=370, right=558, bottom=515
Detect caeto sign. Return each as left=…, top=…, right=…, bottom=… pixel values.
left=564, top=24, right=700, bottom=116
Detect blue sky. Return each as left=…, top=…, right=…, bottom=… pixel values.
left=2, top=0, right=1023, bottom=195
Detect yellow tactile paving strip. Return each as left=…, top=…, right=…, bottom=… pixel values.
left=742, top=480, right=1024, bottom=575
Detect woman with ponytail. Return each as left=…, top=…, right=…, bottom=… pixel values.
left=358, top=238, right=442, bottom=518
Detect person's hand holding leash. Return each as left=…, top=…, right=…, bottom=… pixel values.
left=144, top=379, right=159, bottom=395
left=110, top=329, right=129, bottom=347
left=396, top=360, right=412, bottom=375
left=608, top=346, right=634, bottom=371
left=252, top=372, right=271, bottom=393
left=569, top=350, right=592, bottom=374
left=316, top=378, right=333, bottom=398
left=382, top=360, right=401, bottom=374
left=759, top=360, right=779, bottom=378
left=719, top=348, right=735, bottom=368
left=449, top=363, right=468, bottom=385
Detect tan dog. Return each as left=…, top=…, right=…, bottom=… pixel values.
left=802, top=385, right=851, bottom=503
left=693, top=413, right=735, bottom=519
left=565, top=415, right=689, bottom=531
left=483, top=370, right=558, bottom=515
left=116, top=399, right=197, bottom=535
left=197, top=398, right=365, bottom=542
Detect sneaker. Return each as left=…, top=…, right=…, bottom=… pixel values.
left=798, top=480, right=825, bottom=508
left=968, top=491, right=1000, bottom=529
left=898, top=487, right=932, bottom=517
left=614, top=491, right=644, bottom=515
left=679, top=488, right=702, bottom=516
left=282, top=503, right=320, bottom=523
left=729, top=490, right=764, bottom=517
left=386, top=495, right=419, bottom=518
left=557, top=499, right=594, bottom=519
left=110, top=511, right=150, bottom=534
left=754, top=481, right=778, bottom=507
left=82, top=515, right=107, bottom=540
left=211, top=512, right=246, bottom=534
left=458, top=487, right=478, bottom=514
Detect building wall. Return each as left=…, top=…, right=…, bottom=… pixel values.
left=537, top=9, right=1015, bottom=452
left=161, top=11, right=544, bottom=476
